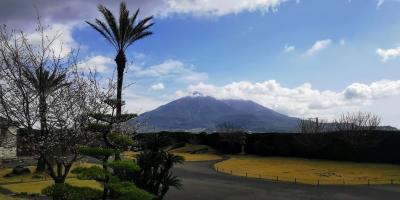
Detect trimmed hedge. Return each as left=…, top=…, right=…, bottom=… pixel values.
left=142, top=131, right=400, bottom=164
left=42, top=183, right=102, bottom=200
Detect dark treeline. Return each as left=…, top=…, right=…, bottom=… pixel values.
left=17, top=130, right=400, bottom=164
left=137, top=131, right=400, bottom=164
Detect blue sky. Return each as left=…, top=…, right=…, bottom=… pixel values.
left=2, top=0, right=400, bottom=127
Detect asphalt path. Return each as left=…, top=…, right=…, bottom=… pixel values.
left=165, top=159, right=400, bottom=200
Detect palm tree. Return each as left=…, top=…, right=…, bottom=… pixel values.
left=24, top=67, right=67, bottom=133
left=134, top=134, right=184, bottom=199
left=87, top=2, right=154, bottom=117
left=23, top=66, right=68, bottom=172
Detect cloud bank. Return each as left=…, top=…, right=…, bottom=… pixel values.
left=174, top=80, right=400, bottom=120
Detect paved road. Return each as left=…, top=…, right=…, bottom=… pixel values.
left=165, top=159, right=400, bottom=200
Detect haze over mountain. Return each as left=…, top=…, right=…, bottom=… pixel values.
left=132, top=95, right=299, bottom=133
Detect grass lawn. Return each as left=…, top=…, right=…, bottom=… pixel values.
left=123, top=144, right=222, bottom=162
left=0, top=162, right=102, bottom=194
left=170, top=144, right=222, bottom=162
left=172, top=152, right=222, bottom=162
left=215, top=155, right=400, bottom=185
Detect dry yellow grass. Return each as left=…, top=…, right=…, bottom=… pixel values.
left=122, top=151, right=139, bottom=160
left=1, top=178, right=102, bottom=194
left=173, top=152, right=222, bottom=162
left=122, top=144, right=222, bottom=162
left=170, top=144, right=221, bottom=162
left=215, top=155, right=400, bottom=185
left=0, top=162, right=102, bottom=194
left=170, top=144, right=217, bottom=153
left=0, top=162, right=98, bottom=184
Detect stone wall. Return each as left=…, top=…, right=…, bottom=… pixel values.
left=0, top=127, right=17, bottom=160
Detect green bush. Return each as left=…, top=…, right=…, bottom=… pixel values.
left=71, top=166, right=107, bottom=181
left=79, top=147, right=116, bottom=157
left=42, top=183, right=102, bottom=200
left=108, top=179, right=155, bottom=200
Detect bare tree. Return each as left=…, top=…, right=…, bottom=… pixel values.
left=334, top=112, right=382, bottom=150
left=298, top=117, right=328, bottom=134
left=295, top=117, right=330, bottom=151
left=334, top=112, right=381, bottom=132
left=0, top=21, right=112, bottom=183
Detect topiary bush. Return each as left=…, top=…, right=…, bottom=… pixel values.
left=42, top=183, right=102, bottom=200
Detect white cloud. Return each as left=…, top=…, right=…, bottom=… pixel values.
left=131, top=59, right=208, bottom=83
left=180, top=79, right=400, bottom=120
left=344, top=80, right=400, bottom=99
left=151, top=83, right=165, bottom=91
left=376, top=46, right=400, bottom=62
left=305, top=39, right=332, bottom=56
left=284, top=44, right=295, bottom=53
left=25, top=24, right=77, bottom=58
left=124, top=93, right=167, bottom=114
left=78, top=55, right=113, bottom=72
left=161, top=0, right=289, bottom=16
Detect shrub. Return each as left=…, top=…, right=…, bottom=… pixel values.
left=42, top=183, right=102, bottom=200
left=108, top=179, right=155, bottom=200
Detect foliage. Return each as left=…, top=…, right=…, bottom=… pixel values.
left=79, top=147, right=116, bottom=158
left=42, top=183, right=102, bottom=200
left=107, top=178, right=155, bottom=200
left=87, top=1, right=154, bottom=117
left=86, top=2, right=154, bottom=53
left=71, top=166, right=107, bottom=181
left=89, top=113, right=137, bottom=124
left=109, top=160, right=140, bottom=180
left=0, top=18, right=113, bottom=185
left=72, top=161, right=152, bottom=200
left=109, top=132, right=134, bottom=150
left=84, top=123, right=112, bottom=134
left=133, top=134, right=184, bottom=199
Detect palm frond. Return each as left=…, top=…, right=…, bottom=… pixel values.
left=88, top=2, right=154, bottom=53
left=127, top=31, right=153, bottom=49
left=119, top=2, right=130, bottom=49
left=98, top=4, right=121, bottom=50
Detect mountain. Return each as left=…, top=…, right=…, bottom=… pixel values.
left=132, top=96, right=299, bottom=133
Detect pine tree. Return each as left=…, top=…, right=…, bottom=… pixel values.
left=72, top=99, right=154, bottom=200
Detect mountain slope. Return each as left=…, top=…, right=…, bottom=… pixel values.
left=133, top=96, right=299, bottom=133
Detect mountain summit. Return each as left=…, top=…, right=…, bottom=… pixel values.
left=133, top=96, right=299, bottom=133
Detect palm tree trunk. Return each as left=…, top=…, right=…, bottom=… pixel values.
left=36, top=94, right=47, bottom=172
left=115, top=50, right=126, bottom=118
left=39, top=93, right=47, bottom=132
left=114, top=51, right=126, bottom=161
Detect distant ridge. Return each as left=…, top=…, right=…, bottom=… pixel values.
left=131, top=96, right=299, bottom=133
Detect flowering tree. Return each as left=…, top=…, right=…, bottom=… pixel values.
left=0, top=21, right=111, bottom=183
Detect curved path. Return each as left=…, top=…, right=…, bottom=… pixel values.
left=165, top=159, right=400, bottom=200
